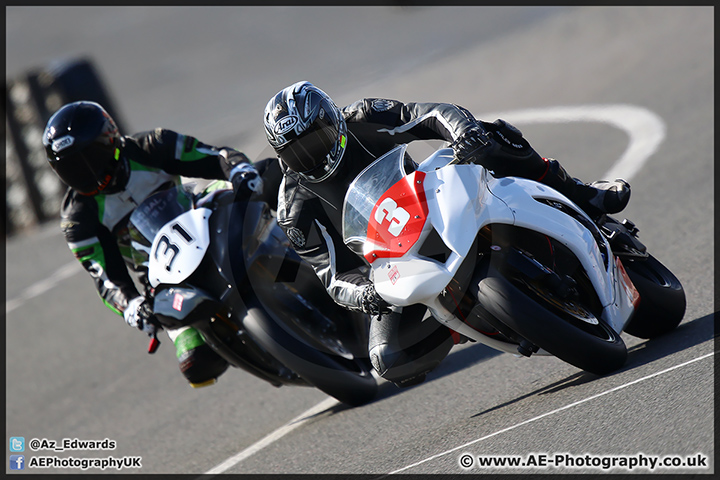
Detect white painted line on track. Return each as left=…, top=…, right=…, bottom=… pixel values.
left=382, top=352, right=713, bottom=476
left=483, top=104, right=667, bottom=183
left=5, top=260, right=82, bottom=314
left=202, top=396, right=339, bottom=476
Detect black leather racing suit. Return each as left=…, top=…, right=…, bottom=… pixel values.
left=276, top=98, right=508, bottom=386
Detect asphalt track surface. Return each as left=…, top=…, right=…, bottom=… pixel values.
left=5, top=6, right=714, bottom=476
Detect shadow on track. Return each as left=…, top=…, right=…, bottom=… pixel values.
left=308, top=312, right=713, bottom=416
left=465, top=312, right=714, bottom=418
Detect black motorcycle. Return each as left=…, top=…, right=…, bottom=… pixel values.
left=127, top=183, right=377, bottom=406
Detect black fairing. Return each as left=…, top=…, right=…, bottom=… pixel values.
left=153, top=285, right=225, bottom=329
left=214, top=197, right=281, bottom=305
left=150, top=192, right=308, bottom=386
left=142, top=186, right=293, bottom=323
left=164, top=191, right=271, bottom=311
left=149, top=190, right=249, bottom=327
left=130, top=184, right=378, bottom=399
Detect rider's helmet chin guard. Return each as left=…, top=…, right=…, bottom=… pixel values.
left=264, top=81, right=347, bottom=183
left=43, top=100, right=128, bottom=196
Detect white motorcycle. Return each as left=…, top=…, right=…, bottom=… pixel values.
left=342, top=145, right=685, bottom=375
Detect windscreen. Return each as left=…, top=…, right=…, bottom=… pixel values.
left=341, top=145, right=412, bottom=256
left=128, top=183, right=195, bottom=269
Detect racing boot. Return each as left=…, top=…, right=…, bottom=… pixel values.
left=168, top=326, right=229, bottom=388
left=539, top=158, right=631, bottom=217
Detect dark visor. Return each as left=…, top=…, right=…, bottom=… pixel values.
left=51, top=143, right=117, bottom=194
left=277, top=117, right=339, bottom=176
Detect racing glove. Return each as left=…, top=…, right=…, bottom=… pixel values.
left=485, top=119, right=535, bottom=157
left=124, top=296, right=160, bottom=336
left=451, top=125, right=491, bottom=164
left=230, top=162, right=264, bottom=197
left=359, top=285, right=391, bottom=316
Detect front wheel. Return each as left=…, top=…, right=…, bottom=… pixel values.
left=243, top=303, right=377, bottom=407
left=620, top=254, right=686, bottom=339
left=476, top=263, right=627, bottom=376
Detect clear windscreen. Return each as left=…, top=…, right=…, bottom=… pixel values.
left=341, top=145, right=413, bottom=256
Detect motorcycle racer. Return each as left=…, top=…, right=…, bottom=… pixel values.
left=43, top=100, right=279, bottom=387
left=263, top=81, right=631, bottom=387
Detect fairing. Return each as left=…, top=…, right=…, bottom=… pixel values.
left=342, top=146, right=637, bottom=335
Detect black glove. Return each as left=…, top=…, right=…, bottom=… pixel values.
left=359, top=285, right=391, bottom=316
left=485, top=119, right=534, bottom=155
left=451, top=125, right=491, bottom=164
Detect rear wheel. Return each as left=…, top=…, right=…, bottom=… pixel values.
left=620, top=254, right=686, bottom=338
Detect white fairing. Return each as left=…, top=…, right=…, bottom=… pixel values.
left=370, top=148, right=634, bottom=335
left=371, top=156, right=516, bottom=306
left=147, top=208, right=212, bottom=288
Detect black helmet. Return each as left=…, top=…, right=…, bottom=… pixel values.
left=263, top=81, right=347, bottom=183
left=43, top=101, right=127, bottom=195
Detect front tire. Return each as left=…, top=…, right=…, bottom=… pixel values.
left=243, top=303, right=377, bottom=407
left=476, top=263, right=627, bottom=376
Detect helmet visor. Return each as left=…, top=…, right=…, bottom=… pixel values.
left=50, top=143, right=119, bottom=195
left=277, top=116, right=340, bottom=180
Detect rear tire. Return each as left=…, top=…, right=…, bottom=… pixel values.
left=476, top=263, right=627, bottom=376
left=621, top=255, right=686, bottom=339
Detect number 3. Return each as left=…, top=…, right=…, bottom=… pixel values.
left=375, top=198, right=410, bottom=237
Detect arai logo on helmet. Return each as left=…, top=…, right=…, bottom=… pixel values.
left=274, top=115, right=299, bottom=135
left=52, top=135, right=75, bottom=152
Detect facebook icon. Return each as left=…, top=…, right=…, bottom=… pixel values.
left=10, top=455, right=25, bottom=470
